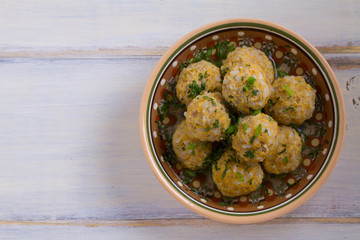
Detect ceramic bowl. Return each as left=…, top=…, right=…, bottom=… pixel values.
left=139, top=19, right=345, bottom=224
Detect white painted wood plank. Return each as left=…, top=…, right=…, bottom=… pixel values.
left=0, top=57, right=358, bottom=221
left=0, top=0, right=359, bottom=55
left=0, top=219, right=359, bottom=240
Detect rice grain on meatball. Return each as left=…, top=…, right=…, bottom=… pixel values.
left=185, top=92, right=231, bottom=142
left=222, top=64, right=271, bottom=114
left=263, top=126, right=303, bottom=174
left=176, top=60, right=222, bottom=106
left=232, top=113, right=278, bottom=163
left=172, top=121, right=212, bottom=170
left=221, top=46, right=275, bottom=83
left=212, top=149, right=264, bottom=197
left=265, top=75, right=316, bottom=125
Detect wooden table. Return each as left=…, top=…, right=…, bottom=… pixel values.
left=0, top=1, right=359, bottom=239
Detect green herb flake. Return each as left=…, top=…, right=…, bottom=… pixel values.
left=278, top=70, right=287, bottom=78
left=283, top=85, right=294, bottom=97
left=187, top=143, right=197, bottom=150
left=249, top=179, right=253, bottom=185
left=204, top=71, right=209, bottom=78
left=283, top=106, right=295, bottom=112
left=252, top=109, right=262, bottom=116
left=252, top=90, right=259, bottom=96
left=242, top=123, right=248, bottom=132
left=243, top=76, right=257, bottom=92
left=236, top=172, right=244, bottom=182
left=214, top=161, right=220, bottom=171
left=243, top=150, right=255, bottom=159
left=181, top=147, right=185, bottom=150
left=221, top=160, right=229, bottom=179
left=241, top=76, right=244, bottom=81
left=228, top=95, right=234, bottom=99
left=205, top=126, right=211, bottom=132
left=225, top=125, right=235, bottom=134
left=265, top=129, right=268, bottom=133
left=187, top=80, right=206, bottom=98
left=284, top=156, right=289, bottom=164
left=213, top=120, right=220, bottom=128
left=250, top=136, right=256, bottom=144
left=278, top=148, right=286, bottom=154
left=204, top=95, right=216, bottom=106
left=254, top=124, right=262, bottom=137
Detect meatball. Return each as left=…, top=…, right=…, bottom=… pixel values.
left=263, top=126, right=303, bottom=174
left=265, top=75, right=316, bottom=125
left=221, top=46, right=275, bottom=83
left=212, top=149, right=264, bottom=197
left=222, top=63, right=271, bottom=114
left=172, top=120, right=212, bottom=170
left=232, top=113, right=278, bottom=163
left=176, top=60, right=222, bottom=106
left=185, top=92, right=231, bottom=142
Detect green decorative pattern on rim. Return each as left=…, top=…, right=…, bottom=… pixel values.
left=146, top=22, right=339, bottom=216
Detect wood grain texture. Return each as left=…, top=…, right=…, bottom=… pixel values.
left=0, top=219, right=359, bottom=240
left=0, top=58, right=358, bottom=221
left=0, top=0, right=359, bottom=54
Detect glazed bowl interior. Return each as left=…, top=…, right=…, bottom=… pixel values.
left=140, top=19, right=345, bottom=224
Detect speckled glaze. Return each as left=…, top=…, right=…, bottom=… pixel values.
left=139, top=19, right=346, bottom=224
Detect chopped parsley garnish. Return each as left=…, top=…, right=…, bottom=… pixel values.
left=249, top=179, right=253, bottom=185
left=269, top=116, right=274, bottom=122
left=265, top=129, right=268, bottom=133
left=283, top=85, right=294, bottom=97
left=204, top=95, right=216, bottom=106
left=187, top=80, right=205, bottom=98
left=222, top=68, right=229, bottom=77
left=243, top=76, right=257, bottom=92
left=228, top=95, right=234, bottom=98
left=246, top=64, right=251, bottom=66
left=252, top=90, right=259, bottom=96
left=184, top=169, right=196, bottom=178
left=252, top=108, right=262, bottom=116
left=241, top=76, right=244, bottom=81
left=284, top=156, right=289, bottom=164
left=204, top=71, right=209, bottom=78
left=278, top=70, right=287, bottom=78
left=237, top=172, right=244, bottom=182
left=181, top=147, right=185, bottom=150
left=214, top=161, right=220, bottom=171
left=243, top=150, right=255, bottom=159
left=242, top=123, right=248, bottom=132
left=268, top=99, right=276, bottom=107
left=187, top=143, right=197, bottom=150
left=221, top=160, right=229, bottom=179
left=205, top=126, right=211, bottom=132
left=283, top=106, right=295, bottom=112
left=218, top=201, right=230, bottom=206
left=225, top=125, right=235, bottom=134
left=278, top=148, right=286, bottom=154
left=254, top=124, right=262, bottom=137
left=250, top=124, right=262, bottom=144
left=213, top=120, right=220, bottom=128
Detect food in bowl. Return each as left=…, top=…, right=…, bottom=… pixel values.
left=222, top=63, right=271, bottom=114
left=185, top=92, right=231, bottom=142
left=140, top=19, right=345, bottom=224
left=172, top=120, right=212, bottom=170
left=232, top=112, right=279, bottom=163
left=211, top=149, right=264, bottom=197
left=265, top=75, right=316, bottom=125
left=176, top=60, right=222, bottom=106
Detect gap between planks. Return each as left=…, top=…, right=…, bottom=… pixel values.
left=0, top=218, right=358, bottom=227
left=0, top=45, right=359, bottom=58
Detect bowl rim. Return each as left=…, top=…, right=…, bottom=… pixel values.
left=139, top=18, right=346, bottom=224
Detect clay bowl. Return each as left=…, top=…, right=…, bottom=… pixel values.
left=139, top=19, right=345, bottom=224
